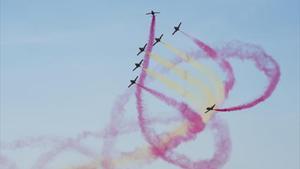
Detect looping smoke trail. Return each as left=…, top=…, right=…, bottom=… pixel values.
left=148, top=52, right=214, bottom=113
left=181, top=31, right=280, bottom=112
left=134, top=16, right=232, bottom=169
left=0, top=15, right=280, bottom=169
left=159, top=42, right=225, bottom=105
left=214, top=41, right=280, bottom=111
left=180, top=31, right=235, bottom=98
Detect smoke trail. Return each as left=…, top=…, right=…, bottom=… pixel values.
left=134, top=16, right=201, bottom=156
left=147, top=51, right=225, bottom=123
left=194, top=116, right=231, bottom=169
left=214, top=41, right=281, bottom=111
left=135, top=15, right=157, bottom=150
left=137, top=84, right=205, bottom=151
left=100, top=91, right=132, bottom=169
left=181, top=32, right=280, bottom=112
left=161, top=42, right=225, bottom=101
left=152, top=116, right=231, bottom=169
left=0, top=137, right=65, bottom=150
left=134, top=16, right=232, bottom=169
left=180, top=31, right=235, bottom=98
left=149, top=52, right=214, bottom=112
left=0, top=154, right=17, bottom=169
left=180, top=31, right=217, bottom=58
left=137, top=82, right=230, bottom=169
left=134, top=15, right=155, bottom=131
left=137, top=82, right=228, bottom=169
left=32, top=139, right=98, bottom=169
left=1, top=13, right=280, bottom=169
left=145, top=68, right=200, bottom=104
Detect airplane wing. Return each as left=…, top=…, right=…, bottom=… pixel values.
left=203, top=110, right=210, bottom=114
left=211, top=104, right=216, bottom=109
left=143, top=43, right=147, bottom=48
left=172, top=30, right=177, bottom=35
left=178, top=22, right=182, bottom=27
left=139, top=59, right=143, bottom=64
left=128, top=82, right=133, bottom=88
left=153, top=41, right=158, bottom=46
left=134, top=76, right=138, bottom=81
left=132, top=66, right=138, bottom=71
left=137, top=51, right=142, bottom=56
left=160, top=34, right=163, bottom=39
left=146, top=12, right=151, bottom=15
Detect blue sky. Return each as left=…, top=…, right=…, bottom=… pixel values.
left=1, top=0, right=299, bottom=169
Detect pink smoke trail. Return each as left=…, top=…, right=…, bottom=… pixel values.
left=137, top=84, right=204, bottom=160
left=215, top=41, right=280, bottom=111
left=100, top=91, right=132, bottom=169
left=134, top=15, right=200, bottom=156
left=0, top=154, right=17, bottom=169
left=201, top=116, right=231, bottom=169
left=181, top=32, right=280, bottom=112
left=135, top=16, right=231, bottom=169
left=151, top=116, right=231, bottom=169
left=181, top=31, right=235, bottom=98
left=138, top=84, right=231, bottom=169
left=180, top=31, right=217, bottom=59
left=135, top=15, right=201, bottom=165
left=3, top=13, right=280, bottom=169
left=135, top=15, right=156, bottom=147
left=32, top=139, right=98, bottom=169
left=0, top=137, right=65, bottom=150
left=137, top=84, right=204, bottom=134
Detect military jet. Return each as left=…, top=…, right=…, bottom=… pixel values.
left=133, top=59, right=143, bottom=71
left=204, top=104, right=216, bottom=114
left=128, top=76, right=139, bottom=88
left=146, top=10, right=160, bottom=16
left=137, top=43, right=147, bottom=56
left=153, top=34, right=163, bottom=46
left=172, top=22, right=182, bottom=35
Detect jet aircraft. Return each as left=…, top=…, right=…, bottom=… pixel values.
left=137, top=43, right=147, bottom=56
left=172, top=22, right=182, bottom=35
left=146, top=10, right=160, bottom=16
left=128, top=76, right=139, bottom=88
left=204, top=104, right=216, bottom=114
left=133, top=59, right=143, bottom=71
left=153, top=34, right=163, bottom=46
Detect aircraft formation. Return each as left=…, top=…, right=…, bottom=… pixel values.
left=128, top=10, right=216, bottom=114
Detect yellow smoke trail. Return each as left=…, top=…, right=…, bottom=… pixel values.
left=61, top=40, right=225, bottom=169
left=161, top=41, right=225, bottom=105
left=61, top=148, right=154, bottom=169
left=144, top=68, right=201, bottom=107
left=150, top=52, right=213, bottom=113
left=60, top=123, right=191, bottom=169
left=148, top=50, right=224, bottom=122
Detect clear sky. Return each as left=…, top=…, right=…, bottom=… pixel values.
left=1, top=0, right=299, bottom=169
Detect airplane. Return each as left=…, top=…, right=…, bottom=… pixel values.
left=146, top=10, right=160, bottom=16
left=172, top=22, right=182, bottom=35
left=137, top=43, right=147, bottom=56
left=133, top=59, right=143, bottom=71
left=204, top=104, right=216, bottom=114
left=153, top=34, right=163, bottom=46
left=128, top=76, right=138, bottom=88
